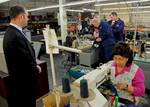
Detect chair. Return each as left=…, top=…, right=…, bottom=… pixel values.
left=42, top=93, right=71, bottom=107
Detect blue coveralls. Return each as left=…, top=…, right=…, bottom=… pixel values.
left=109, top=19, right=125, bottom=43
left=98, top=21, right=115, bottom=63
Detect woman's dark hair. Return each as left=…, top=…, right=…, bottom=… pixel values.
left=113, top=42, right=133, bottom=67
left=9, top=6, right=25, bottom=19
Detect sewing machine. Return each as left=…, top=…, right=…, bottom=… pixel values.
left=73, top=61, right=113, bottom=107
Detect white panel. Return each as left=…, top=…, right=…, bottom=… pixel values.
left=0, top=0, right=10, bottom=4
left=0, top=37, right=8, bottom=73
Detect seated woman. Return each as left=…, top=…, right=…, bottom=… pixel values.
left=110, top=42, right=145, bottom=105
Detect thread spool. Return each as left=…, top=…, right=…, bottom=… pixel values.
left=115, top=96, right=119, bottom=107
left=62, top=76, right=71, bottom=93
left=80, top=79, right=89, bottom=98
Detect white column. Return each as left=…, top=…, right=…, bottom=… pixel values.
left=59, top=0, right=67, bottom=43
left=95, top=0, right=101, bottom=19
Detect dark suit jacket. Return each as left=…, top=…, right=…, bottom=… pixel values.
left=3, top=25, right=39, bottom=97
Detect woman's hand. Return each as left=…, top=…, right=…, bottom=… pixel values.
left=116, top=82, right=127, bottom=90
left=116, top=83, right=134, bottom=94
left=127, top=84, right=134, bottom=94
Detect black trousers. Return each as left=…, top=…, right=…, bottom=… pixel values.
left=6, top=78, right=37, bottom=107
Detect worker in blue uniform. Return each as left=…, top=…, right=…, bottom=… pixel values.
left=92, top=18, right=115, bottom=63
left=108, top=12, right=125, bottom=43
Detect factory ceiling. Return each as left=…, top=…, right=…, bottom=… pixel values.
left=0, top=0, right=150, bottom=15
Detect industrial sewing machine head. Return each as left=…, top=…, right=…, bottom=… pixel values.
left=73, top=61, right=113, bottom=89
left=72, top=61, right=114, bottom=107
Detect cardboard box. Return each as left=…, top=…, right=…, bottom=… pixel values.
left=42, top=93, right=71, bottom=107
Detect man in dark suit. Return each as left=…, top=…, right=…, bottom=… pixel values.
left=3, top=6, right=41, bottom=107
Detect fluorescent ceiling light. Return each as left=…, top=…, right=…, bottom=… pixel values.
left=27, top=0, right=95, bottom=12
left=82, top=8, right=97, bottom=12
left=67, top=8, right=97, bottom=13
left=0, top=0, right=10, bottom=4
left=66, top=9, right=84, bottom=12
left=101, top=11, right=150, bottom=15
left=95, top=0, right=150, bottom=6
left=103, top=6, right=150, bottom=10
left=27, top=5, right=59, bottom=12
left=63, top=0, right=95, bottom=6
left=26, top=0, right=109, bottom=12
left=27, top=0, right=149, bottom=12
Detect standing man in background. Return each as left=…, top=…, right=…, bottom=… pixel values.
left=91, top=18, right=115, bottom=63
left=108, top=12, right=125, bottom=43
left=3, top=6, right=41, bottom=107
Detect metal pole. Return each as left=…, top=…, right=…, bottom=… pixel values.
left=49, top=50, right=57, bottom=87
left=133, top=3, right=139, bottom=56
left=49, top=50, right=60, bottom=107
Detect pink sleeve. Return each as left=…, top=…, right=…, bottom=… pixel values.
left=132, top=67, right=145, bottom=96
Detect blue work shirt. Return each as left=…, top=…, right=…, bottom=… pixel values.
left=99, top=21, right=115, bottom=47
left=98, top=21, right=115, bottom=63
left=108, top=19, right=125, bottom=43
